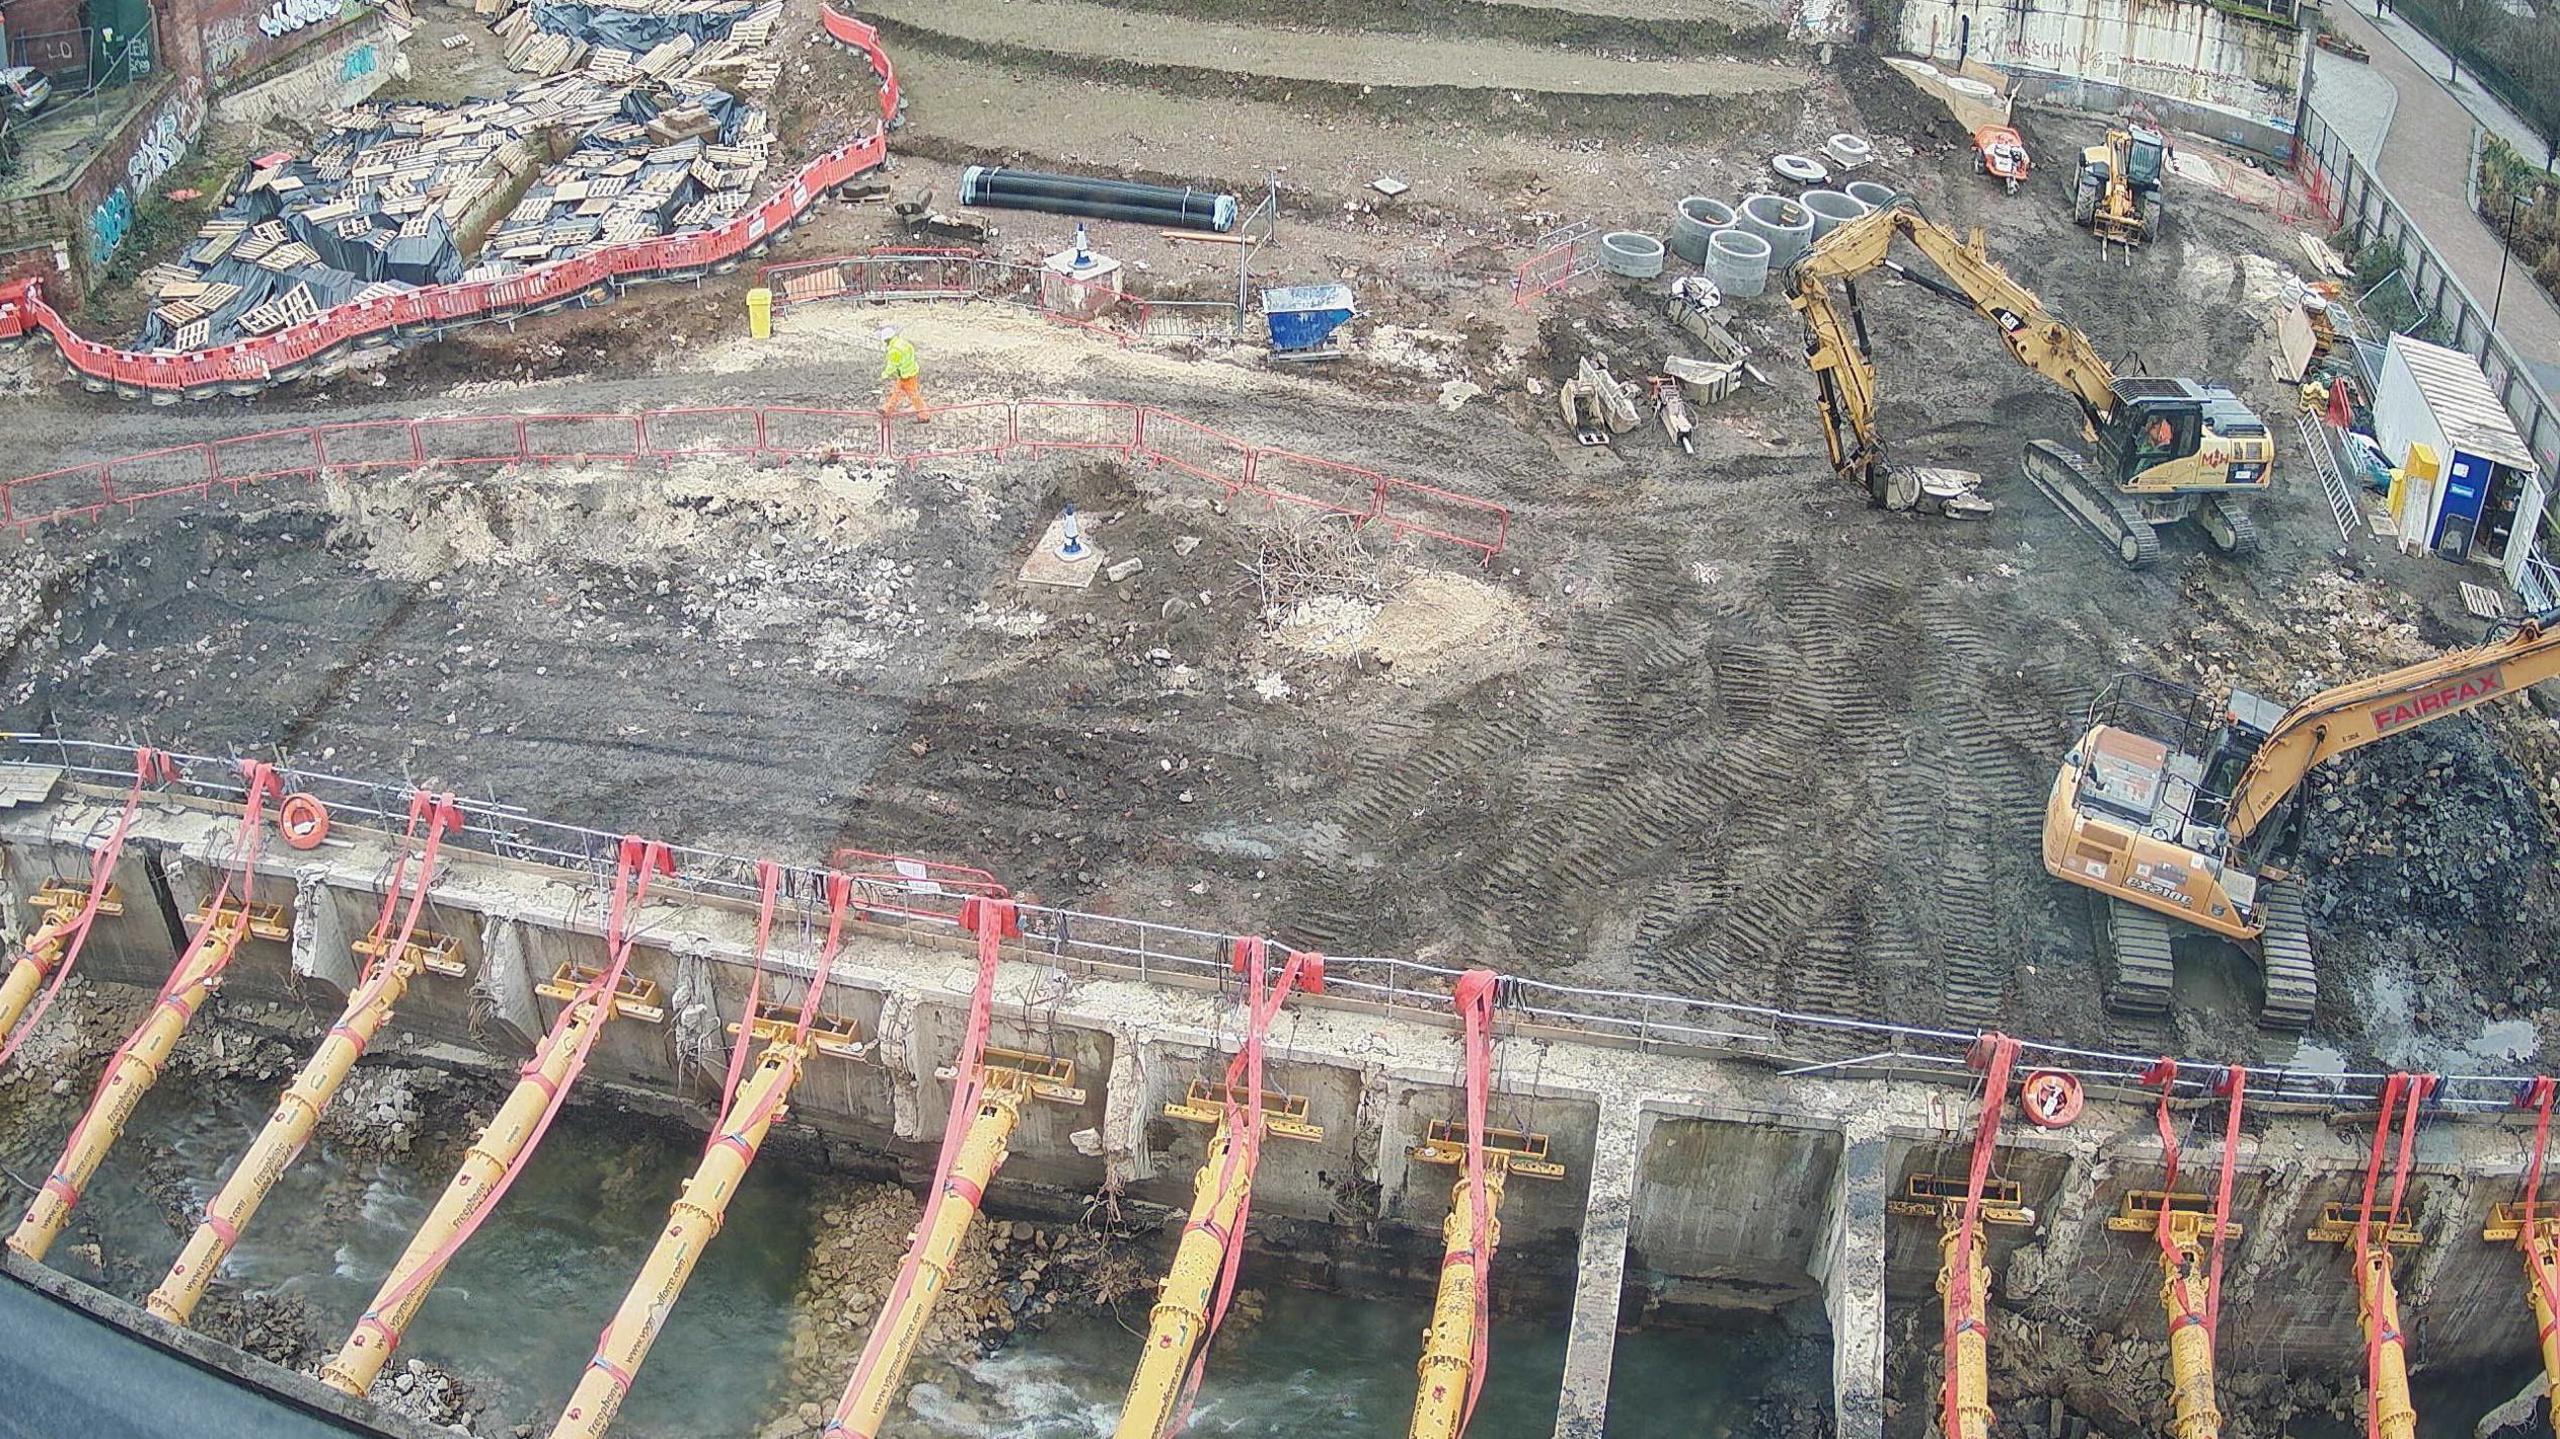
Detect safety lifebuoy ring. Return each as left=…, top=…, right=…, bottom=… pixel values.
left=278, top=793, right=331, bottom=850
left=2019, top=1070, right=2086, bottom=1128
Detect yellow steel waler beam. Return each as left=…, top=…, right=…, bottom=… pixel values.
left=1114, top=1082, right=1323, bottom=1439
left=1888, top=1175, right=2035, bottom=1439
left=2311, top=1202, right=2423, bottom=1439
left=319, top=962, right=665, bottom=1398
left=827, top=1050, right=1084, bottom=1439
left=2105, top=1191, right=2242, bottom=1439
left=2484, top=1203, right=2560, bottom=1439
left=8, top=895, right=285, bottom=1264
left=1405, top=1121, right=1564, bottom=1439
left=0, top=878, right=122, bottom=1043
left=548, top=1002, right=860, bottom=1439
left=146, top=928, right=456, bottom=1325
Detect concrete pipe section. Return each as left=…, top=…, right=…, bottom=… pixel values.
left=1845, top=179, right=1898, bottom=211
left=1599, top=232, right=1666, bottom=279
left=1705, top=228, right=1772, bottom=299
left=1738, top=193, right=1814, bottom=269
left=1802, top=190, right=1870, bottom=238
left=1669, top=196, right=1737, bottom=264
left=1824, top=133, right=1874, bottom=171
left=1769, top=152, right=1829, bottom=187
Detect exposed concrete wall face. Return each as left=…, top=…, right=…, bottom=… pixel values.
left=1, top=788, right=2552, bottom=1395
left=210, top=11, right=401, bottom=128
left=1631, top=1113, right=1841, bottom=1308
left=1897, top=0, right=2309, bottom=132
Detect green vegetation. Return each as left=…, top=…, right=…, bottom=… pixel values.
left=2392, top=0, right=2560, bottom=167
left=2473, top=134, right=2560, bottom=317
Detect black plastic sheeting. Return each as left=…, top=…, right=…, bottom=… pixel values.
left=137, top=135, right=468, bottom=351
left=532, top=0, right=754, bottom=54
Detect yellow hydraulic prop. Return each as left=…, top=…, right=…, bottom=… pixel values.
left=321, top=958, right=667, bottom=1397
left=2486, top=1201, right=2560, bottom=1437
left=825, top=1048, right=1084, bottom=1439
left=2311, top=1202, right=2424, bottom=1439
left=0, top=877, right=123, bottom=1043
left=2105, top=1192, right=2242, bottom=1439
left=551, top=1003, right=862, bottom=1439
left=1405, top=1121, right=1564, bottom=1439
left=1115, top=1082, right=1323, bottom=1439
left=147, top=926, right=462, bottom=1324
left=8, top=893, right=288, bottom=1263
left=1888, top=1175, right=2034, bottom=1439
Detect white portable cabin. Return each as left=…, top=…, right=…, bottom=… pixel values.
left=2372, top=334, right=2542, bottom=583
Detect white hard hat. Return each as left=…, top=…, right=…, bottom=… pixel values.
left=876, top=323, right=898, bottom=342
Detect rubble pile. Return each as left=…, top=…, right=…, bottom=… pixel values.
left=759, top=1181, right=1137, bottom=1438
left=2298, top=720, right=2551, bottom=930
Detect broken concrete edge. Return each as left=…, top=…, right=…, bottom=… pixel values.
left=0, top=1251, right=448, bottom=1439
left=8, top=763, right=2552, bottom=1127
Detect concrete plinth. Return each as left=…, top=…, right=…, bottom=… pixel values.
left=1019, top=516, right=1105, bottom=589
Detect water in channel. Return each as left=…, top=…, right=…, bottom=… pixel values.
left=1, top=1072, right=1812, bottom=1438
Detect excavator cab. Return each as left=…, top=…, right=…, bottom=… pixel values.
left=2123, top=129, right=2166, bottom=189
left=2094, top=380, right=2274, bottom=497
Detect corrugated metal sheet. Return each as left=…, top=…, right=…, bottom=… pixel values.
left=2386, top=334, right=2537, bottom=474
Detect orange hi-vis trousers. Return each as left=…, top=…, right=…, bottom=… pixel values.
left=885, top=375, right=933, bottom=420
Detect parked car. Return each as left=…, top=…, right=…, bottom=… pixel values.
left=0, top=66, right=52, bottom=118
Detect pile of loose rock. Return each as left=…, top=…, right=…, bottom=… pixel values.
left=756, top=1180, right=1136, bottom=1438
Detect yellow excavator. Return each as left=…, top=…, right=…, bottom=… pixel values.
left=2074, top=127, right=2168, bottom=246
left=2044, top=608, right=2560, bottom=1025
left=1788, top=201, right=2274, bottom=568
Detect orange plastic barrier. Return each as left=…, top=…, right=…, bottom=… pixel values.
left=0, top=131, right=887, bottom=403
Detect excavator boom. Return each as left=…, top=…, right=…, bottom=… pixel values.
left=1787, top=199, right=2271, bottom=563
left=2221, top=611, right=2560, bottom=844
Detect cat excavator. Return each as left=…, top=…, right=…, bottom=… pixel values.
left=2044, top=608, right=2560, bottom=1025
left=1788, top=201, right=2274, bottom=568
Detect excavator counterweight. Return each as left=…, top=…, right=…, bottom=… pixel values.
left=1785, top=200, right=2271, bottom=567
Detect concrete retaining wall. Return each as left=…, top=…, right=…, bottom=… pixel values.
left=1897, top=0, right=2311, bottom=141
left=0, top=776, right=2548, bottom=1434
left=211, top=10, right=403, bottom=128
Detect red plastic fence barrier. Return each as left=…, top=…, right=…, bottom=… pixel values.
left=0, top=131, right=889, bottom=402
left=0, top=402, right=1514, bottom=559
left=818, top=4, right=901, bottom=125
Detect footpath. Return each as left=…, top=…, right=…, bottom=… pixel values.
left=2314, top=1, right=2560, bottom=395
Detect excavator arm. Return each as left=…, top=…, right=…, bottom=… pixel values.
left=2223, top=610, right=2560, bottom=847
left=1788, top=202, right=2123, bottom=498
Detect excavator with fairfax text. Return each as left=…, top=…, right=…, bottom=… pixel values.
left=1787, top=200, right=2274, bottom=569
left=2043, top=608, right=2560, bottom=1025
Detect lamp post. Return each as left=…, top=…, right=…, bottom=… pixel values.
left=2490, top=185, right=2522, bottom=331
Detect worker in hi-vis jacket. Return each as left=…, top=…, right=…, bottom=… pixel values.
left=878, top=323, right=932, bottom=422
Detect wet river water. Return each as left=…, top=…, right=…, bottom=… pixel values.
left=0, top=1071, right=1814, bottom=1438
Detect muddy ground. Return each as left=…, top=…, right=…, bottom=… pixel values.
left=5, top=10, right=2556, bottom=1081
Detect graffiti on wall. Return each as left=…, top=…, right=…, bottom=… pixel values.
left=124, top=81, right=204, bottom=198
left=339, top=41, right=377, bottom=81
left=90, top=187, right=135, bottom=268
left=205, top=14, right=253, bottom=74
left=261, top=0, right=349, bottom=38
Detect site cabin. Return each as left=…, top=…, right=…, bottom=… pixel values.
left=2373, top=333, right=2544, bottom=580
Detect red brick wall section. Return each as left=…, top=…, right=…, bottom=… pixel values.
left=2, top=0, right=87, bottom=73
left=68, top=73, right=207, bottom=294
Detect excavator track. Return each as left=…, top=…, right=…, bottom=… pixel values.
left=2199, top=494, right=2263, bottom=557
left=2254, top=881, right=2318, bottom=1030
left=2100, top=899, right=2176, bottom=1016
left=2022, top=440, right=2160, bottom=570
